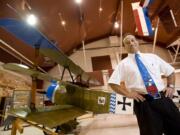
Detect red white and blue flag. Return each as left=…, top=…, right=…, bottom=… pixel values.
left=131, top=2, right=153, bottom=36
left=139, top=0, right=153, bottom=8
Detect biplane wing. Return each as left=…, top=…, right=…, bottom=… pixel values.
left=0, top=18, right=99, bottom=84
left=9, top=105, right=86, bottom=128
left=2, top=63, right=60, bottom=82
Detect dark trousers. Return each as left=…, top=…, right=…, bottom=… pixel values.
left=134, top=93, right=180, bottom=135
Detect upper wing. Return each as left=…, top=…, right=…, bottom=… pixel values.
left=9, top=105, right=86, bottom=128
left=2, top=63, right=60, bottom=82
left=0, top=18, right=99, bottom=85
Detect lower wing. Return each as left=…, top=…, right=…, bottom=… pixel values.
left=9, top=105, right=86, bottom=128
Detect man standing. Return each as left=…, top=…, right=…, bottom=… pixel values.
left=108, top=34, right=180, bottom=135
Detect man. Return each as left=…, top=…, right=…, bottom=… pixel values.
left=108, top=33, right=180, bottom=135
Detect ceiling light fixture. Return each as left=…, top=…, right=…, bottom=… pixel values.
left=75, top=0, right=82, bottom=4
left=99, top=0, right=103, bottom=15
left=58, top=13, right=67, bottom=31
left=114, top=21, right=119, bottom=29
left=26, top=14, right=37, bottom=26
left=61, top=20, right=66, bottom=26
left=99, top=7, right=103, bottom=12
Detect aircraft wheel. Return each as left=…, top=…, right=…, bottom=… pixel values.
left=56, top=119, right=79, bottom=134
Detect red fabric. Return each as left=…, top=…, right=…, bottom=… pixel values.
left=133, top=9, right=143, bottom=36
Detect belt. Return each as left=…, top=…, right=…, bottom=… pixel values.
left=142, top=91, right=164, bottom=101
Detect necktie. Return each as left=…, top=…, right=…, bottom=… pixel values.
left=135, top=53, right=160, bottom=99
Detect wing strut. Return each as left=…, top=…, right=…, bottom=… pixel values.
left=60, top=66, right=74, bottom=83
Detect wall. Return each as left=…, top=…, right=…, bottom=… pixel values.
left=175, top=73, right=180, bottom=88
left=70, top=38, right=172, bottom=71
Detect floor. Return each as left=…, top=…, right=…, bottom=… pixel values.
left=0, top=114, right=139, bottom=135
left=78, top=114, right=139, bottom=135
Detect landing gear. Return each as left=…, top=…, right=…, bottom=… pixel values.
left=43, top=119, right=79, bottom=135
left=55, top=119, right=79, bottom=134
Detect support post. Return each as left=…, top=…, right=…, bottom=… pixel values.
left=61, top=67, right=66, bottom=81
left=119, top=0, right=123, bottom=60
left=173, top=44, right=180, bottom=63
left=152, top=18, right=159, bottom=53
left=67, top=67, right=74, bottom=83
left=82, top=40, right=87, bottom=70
left=11, top=119, right=24, bottom=135
left=61, top=66, right=74, bottom=82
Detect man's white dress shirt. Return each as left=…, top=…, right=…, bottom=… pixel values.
left=108, top=52, right=175, bottom=94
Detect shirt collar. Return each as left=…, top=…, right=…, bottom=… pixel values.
left=128, top=51, right=141, bottom=58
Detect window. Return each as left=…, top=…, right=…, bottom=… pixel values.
left=91, top=55, right=112, bottom=71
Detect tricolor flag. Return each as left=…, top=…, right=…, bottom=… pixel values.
left=131, top=2, right=153, bottom=36
left=139, top=0, right=153, bottom=8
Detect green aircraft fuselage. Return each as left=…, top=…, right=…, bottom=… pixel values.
left=54, top=82, right=111, bottom=114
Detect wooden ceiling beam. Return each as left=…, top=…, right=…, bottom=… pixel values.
left=0, top=40, right=33, bottom=67
left=150, top=0, right=180, bottom=46
left=150, top=0, right=168, bottom=20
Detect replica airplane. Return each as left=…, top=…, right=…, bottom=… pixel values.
left=3, top=63, right=114, bottom=134
left=0, top=18, right=118, bottom=134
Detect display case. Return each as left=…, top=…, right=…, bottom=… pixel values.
left=12, top=90, right=31, bottom=109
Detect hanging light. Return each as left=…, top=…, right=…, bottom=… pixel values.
left=61, top=20, right=66, bottom=26
left=99, top=7, right=103, bottom=12
left=99, top=0, right=103, bottom=14
left=26, top=14, right=37, bottom=26
left=114, top=21, right=119, bottom=29
left=58, top=13, right=67, bottom=31
left=75, top=0, right=82, bottom=4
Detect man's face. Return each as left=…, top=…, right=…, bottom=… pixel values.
left=123, top=35, right=140, bottom=53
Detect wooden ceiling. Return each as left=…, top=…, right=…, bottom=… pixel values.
left=0, top=0, right=179, bottom=69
